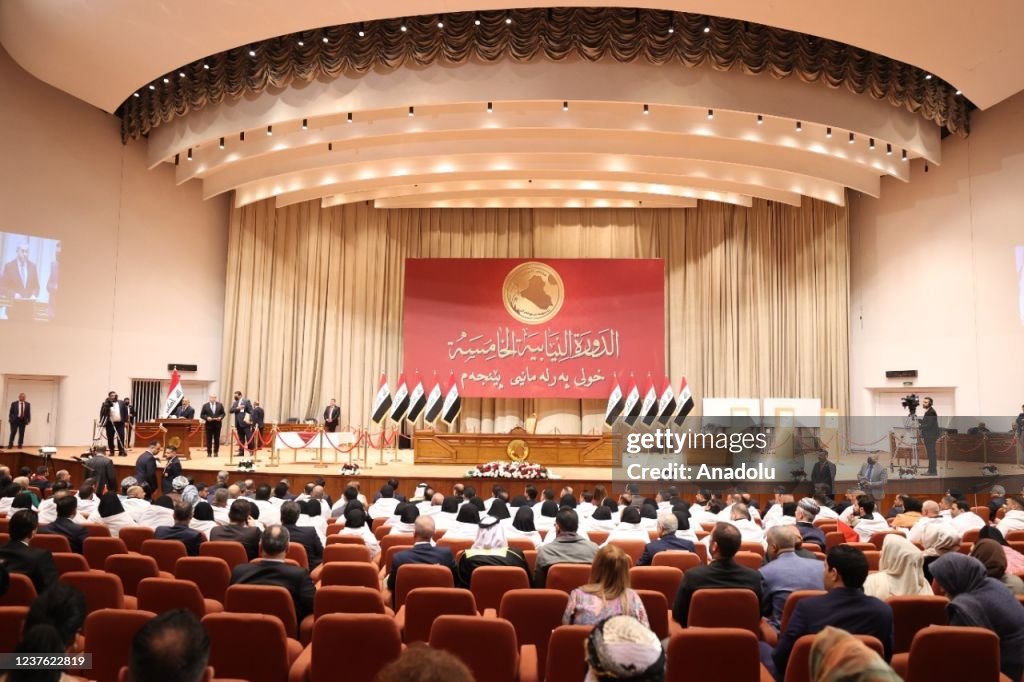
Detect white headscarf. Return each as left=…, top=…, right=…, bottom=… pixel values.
left=863, top=534, right=932, bottom=600
left=472, top=515, right=507, bottom=550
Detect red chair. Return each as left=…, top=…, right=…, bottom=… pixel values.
left=629, top=566, right=682, bottom=607
left=863, top=550, right=881, bottom=571
left=734, top=551, right=763, bottom=570
left=393, top=563, right=455, bottom=610
left=607, top=539, right=646, bottom=565
left=82, top=523, right=112, bottom=538
left=373, top=525, right=392, bottom=541
left=0, top=533, right=7, bottom=546
left=203, top=613, right=300, bottom=682
left=635, top=589, right=672, bottom=639
left=394, top=587, right=477, bottom=643
left=318, top=561, right=381, bottom=590
left=498, top=589, right=568, bottom=677
left=224, top=584, right=299, bottom=639
left=140, top=539, right=188, bottom=573
left=430, top=615, right=524, bottom=682
left=666, top=628, right=772, bottom=682
left=104, top=554, right=172, bottom=596
left=290, top=613, right=401, bottom=682
left=174, top=556, right=232, bottom=603
left=200, top=541, right=250, bottom=570
left=587, top=531, right=609, bottom=545
left=693, top=543, right=708, bottom=565
left=687, top=588, right=761, bottom=636
left=1004, top=530, right=1024, bottom=542
left=887, top=595, right=949, bottom=653
left=137, top=577, right=223, bottom=617
left=298, top=585, right=391, bottom=645
left=0, top=606, right=28, bottom=653
left=545, top=563, right=592, bottom=593
left=824, top=531, right=845, bottom=551
left=740, top=541, right=765, bottom=557
left=52, top=552, right=90, bottom=576
left=470, top=566, right=530, bottom=613
left=378, top=533, right=415, bottom=557
left=868, top=531, right=905, bottom=550
left=437, top=537, right=474, bottom=560
left=507, top=537, right=536, bottom=554
left=321, top=543, right=372, bottom=564
left=972, top=506, right=991, bottom=523
left=783, top=634, right=884, bottom=682
left=285, top=542, right=309, bottom=569
left=325, top=534, right=366, bottom=546
left=0, top=574, right=37, bottom=607
left=652, top=550, right=701, bottom=572
left=779, top=590, right=827, bottom=634
left=117, top=526, right=155, bottom=553
left=891, top=625, right=1004, bottom=682
left=544, top=625, right=592, bottom=682
left=84, top=609, right=156, bottom=682
left=842, top=542, right=877, bottom=552
left=371, top=517, right=388, bottom=532
left=59, top=571, right=137, bottom=612
left=83, top=536, right=129, bottom=570
left=30, top=534, right=71, bottom=553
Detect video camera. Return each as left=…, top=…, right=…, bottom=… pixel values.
left=901, top=393, right=920, bottom=416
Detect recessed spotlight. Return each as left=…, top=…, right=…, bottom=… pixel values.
left=266, top=125, right=272, bottom=136
left=474, top=18, right=481, bottom=26
left=643, top=104, right=649, bottom=115
left=795, top=121, right=802, bottom=132
left=187, top=148, right=192, bottom=161
left=886, top=143, right=893, bottom=155
left=203, top=63, right=210, bottom=70
left=400, top=24, right=407, bottom=32
left=179, top=72, right=186, bottom=78
left=703, top=19, right=711, bottom=33
left=563, top=101, right=569, bottom=111
left=302, top=118, right=308, bottom=130
left=437, top=21, right=444, bottom=29
left=848, top=132, right=855, bottom=144
left=925, top=74, right=932, bottom=80
left=902, top=149, right=908, bottom=161
left=357, top=30, right=364, bottom=37
left=505, top=16, right=512, bottom=24
left=219, top=137, right=225, bottom=149
left=756, top=114, right=763, bottom=125
left=297, top=40, right=304, bottom=46
left=347, top=112, right=353, bottom=123
left=707, top=109, right=714, bottom=120
left=248, top=50, right=256, bottom=57
left=826, top=127, right=832, bottom=138
left=487, top=102, right=493, bottom=113
left=163, top=77, right=169, bottom=83
left=148, top=84, right=155, bottom=90
left=322, top=36, right=329, bottom=43
left=869, top=137, right=875, bottom=150
left=408, top=106, right=415, bottom=117
left=668, top=26, right=674, bottom=34
left=133, top=92, right=140, bottom=98
left=955, top=90, right=962, bottom=96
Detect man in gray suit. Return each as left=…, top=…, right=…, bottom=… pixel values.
left=857, top=455, right=887, bottom=501
left=760, top=526, right=824, bottom=630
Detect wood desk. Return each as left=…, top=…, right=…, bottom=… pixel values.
left=133, top=419, right=202, bottom=457
left=413, top=430, right=614, bottom=467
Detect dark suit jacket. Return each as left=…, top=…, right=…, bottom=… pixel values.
left=671, top=557, right=763, bottom=626
left=175, top=405, right=195, bottom=419
left=41, top=517, right=89, bottom=554
left=252, top=407, right=265, bottom=431
left=84, top=454, right=117, bottom=495
left=921, top=407, right=940, bottom=439
left=231, top=561, right=316, bottom=622
left=323, top=406, right=340, bottom=425
left=1, top=258, right=40, bottom=298
left=134, top=450, right=158, bottom=494
left=796, top=522, right=828, bottom=548
left=162, top=457, right=182, bottom=494
left=200, top=402, right=225, bottom=431
left=99, top=399, right=129, bottom=425
left=8, top=401, right=30, bottom=425
left=283, top=524, right=323, bottom=570
left=154, top=524, right=205, bottom=556
left=230, top=399, right=253, bottom=430
left=638, top=534, right=696, bottom=566
left=209, top=524, right=262, bottom=560
left=0, top=540, right=58, bottom=593
left=386, top=542, right=457, bottom=596
left=810, top=460, right=837, bottom=493
left=773, top=587, right=894, bottom=675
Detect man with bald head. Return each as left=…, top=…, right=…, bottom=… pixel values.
left=384, top=516, right=457, bottom=607
left=760, top=526, right=824, bottom=630
left=907, top=499, right=949, bottom=544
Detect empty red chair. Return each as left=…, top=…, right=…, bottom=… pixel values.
left=137, top=577, right=223, bottom=617
left=30, top=534, right=71, bottom=553
left=298, top=585, right=390, bottom=645
left=499, top=588, right=569, bottom=677
left=318, top=561, right=380, bottom=590
left=322, top=543, right=372, bottom=564
left=825, top=532, right=845, bottom=551
left=393, top=563, right=455, bottom=610
left=545, top=564, right=592, bottom=593
left=285, top=542, right=309, bottom=569
left=687, top=588, right=761, bottom=636
left=784, top=634, right=883, bottom=682
left=84, top=609, right=156, bottom=682
left=863, top=550, right=882, bottom=571
left=117, top=526, right=155, bottom=553
left=740, top=541, right=765, bottom=557
left=430, top=615, right=523, bottom=682
left=437, top=537, right=474, bottom=560
left=394, top=587, right=477, bottom=644
left=891, top=625, right=1004, bottom=682
left=587, top=531, right=609, bottom=545
left=667, top=627, right=772, bottom=681
left=83, top=536, right=129, bottom=570
left=140, top=539, right=187, bottom=573
left=0, top=606, right=28, bottom=652
left=887, top=595, right=949, bottom=653
left=843, top=542, right=877, bottom=552
left=325, top=534, right=366, bottom=546
left=224, top=584, right=299, bottom=639
left=470, top=566, right=530, bottom=613
left=104, top=554, right=171, bottom=596
left=200, top=541, right=249, bottom=570
left=82, top=523, right=112, bottom=538
left=635, top=589, right=672, bottom=639
left=52, top=552, right=90, bottom=576
left=59, top=571, right=137, bottom=612
left=652, top=550, right=701, bottom=572
left=0, top=574, right=37, bottom=607
left=203, top=613, right=299, bottom=682
left=607, top=539, right=646, bottom=565
left=630, top=566, right=682, bottom=606
left=174, top=556, right=232, bottom=603
left=544, top=625, right=592, bottom=682
left=290, top=613, right=402, bottom=682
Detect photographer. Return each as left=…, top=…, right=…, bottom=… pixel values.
left=920, top=396, right=939, bottom=476
left=99, top=391, right=128, bottom=457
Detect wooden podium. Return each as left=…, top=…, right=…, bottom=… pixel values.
left=133, top=419, right=202, bottom=457
left=413, top=430, right=613, bottom=467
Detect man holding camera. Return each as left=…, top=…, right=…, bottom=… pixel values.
left=230, top=391, right=253, bottom=462
left=99, top=391, right=129, bottom=457
left=920, top=396, right=939, bottom=476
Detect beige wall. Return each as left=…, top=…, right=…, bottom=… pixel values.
left=0, top=48, right=229, bottom=445
left=850, top=90, right=1024, bottom=419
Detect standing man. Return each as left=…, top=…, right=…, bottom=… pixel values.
left=1015, top=403, right=1024, bottom=466
left=856, top=455, right=887, bottom=502
left=230, top=391, right=253, bottom=461
left=1, top=243, right=40, bottom=299
left=810, top=452, right=837, bottom=497
left=174, top=399, right=195, bottom=420
left=122, top=396, right=135, bottom=449
left=7, top=392, right=30, bottom=449
left=252, top=401, right=265, bottom=455
left=134, top=442, right=162, bottom=499
left=920, top=396, right=939, bottom=476
left=82, top=448, right=117, bottom=496
left=99, top=391, right=129, bottom=457
left=161, top=446, right=182, bottom=495
left=323, top=399, right=340, bottom=432
left=200, top=395, right=225, bottom=457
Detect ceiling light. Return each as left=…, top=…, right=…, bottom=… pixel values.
left=163, top=77, right=169, bottom=83
left=795, top=121, right=802, bottom=132
left=756, top=114, right=763, bottom=125
left=239, top=131, right=245, bottom=141
left=925, top=74, right=932, bottom=80
left=347, top=112, right=353, bottom=123
left=886, top=143, right=892, bottom=155
left=437, top=21, right=444, bottom=29
left=357, top=30, right=364, bottom=37
left=474, top=18, right=481, bottom=26
left=643, top=104, right=649, bottom=115
left=248, top=50, right=256, bottom=57
left=408, top=106, right=415, bottom=117
left=703, top=19, right=711, bottom=33
left=563, top=101, right=569, bottom=111
left=302, top=118, right=308, bottom=130
left=869, top=137, right=875, bottom=150
left=826, top=127, right=832, bottom=138
left=848, top=132, right=855, bottom=144
left=148, top=84, right=155, bottom=90
left=133, top=92, right=140, bottom=98
left=400, top=24, right=407, bottom=32
left=506, top=16, right=512, bottom=24
left=203, top=63, right=210, bottom=70
left=297, top=40, right=304, bottom=46
left=902, top=149, right=908, bottom=161
left=187, top=148, right=192, bottom=161
left=668, top=26, right=674, bottom=34
left=487, top=102, right=493, bottom=113
left=219, top=137, right=225, bottom=149
left=707, top=109, right=714, bottom=120
left=266, top=125, right=272, bottom=136
left=179, top=72, right=186, bottom=78
left=955, top=90, right=962, bottom=96
left=322, top=36, right=329, bottom=43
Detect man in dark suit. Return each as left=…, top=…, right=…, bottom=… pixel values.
left=122, top=397, right=135, bottom=448
left=252, top=402, right=266, bottom=454
left=810, top=452, right=837, bottom=496
left=1, top=244, right=40, bottom=299
left=637, top=511, right=695, bottom=566
left=323, top=399, right=340, bottom=432
left=99, top=391, right=129, bottom=456
left=210, top=500, right=262, bottom=560
left=280, top=501, right=323, bottom=570
left=229, top=391, right=253, bottom=460
left=161, top=447, right=182, bottom=495
left=200, top=395, right=225, bottom=457
left=385, top=516, right=456, bottom=607
left=174, top=399, right=195, bottom=420
left=40, top=495, right=88, bottom=553
left=7, top=392, right=30, bottom=449
left=155, top=503, right=205, bottom=556
left=134, top=442, right=161, bottom=499
left=231, top=525, right=315, bottom=622
left=0, top=509, right=58, bottom=593
left=671, top=522, right=762, bottom=627
left=920, top=396, right=940, bottom=475
left=82, top=449, right=117, bottom=496
left=772, top=546, right=894, bottom=676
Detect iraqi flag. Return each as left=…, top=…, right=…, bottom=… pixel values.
left=405, top=372, right=427, bottom=422
left=423, top=375, right=443, bottom=423
left=440, top=372, right=462, bottom=425
left=160, top=370, right=185, bottom=418
left=672, top=377, right=695, bottom=426
left=656, top=376, right=676, bottom=424
left=390, top=373, right=410, bottom=421
left=640, top=376, right=659, bottom=425
left=603, top=376, right=625, bottom=426
left=622, top=379, right=642, bottom=426
left=370, top=374, right=392, bottom=424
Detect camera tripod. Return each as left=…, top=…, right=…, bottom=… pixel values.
left=891, top=412, right=921, bottom=471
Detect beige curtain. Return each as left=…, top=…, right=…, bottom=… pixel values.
left=221, top=198, right=849, bottom=432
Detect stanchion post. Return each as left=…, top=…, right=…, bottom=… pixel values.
left=316, top=425, right=326, bottom=468
left=228, top=427, right=235, bottom=467
left=270, top=425, right=278, bottom=468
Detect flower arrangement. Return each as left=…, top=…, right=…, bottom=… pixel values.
left=790, top=469, right=807, bottom=481
left=466, top=461, right=550, bottom=480
left=980, top=464, right=1000, bottom=476
left=236, top=459, right=255, bottom=472
left=896, top=466, right=916, bottom=479
left=339, top=463, right=361, bottom=475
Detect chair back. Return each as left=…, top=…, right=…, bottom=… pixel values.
left=740, top=541, right=765, bottom=556
left=203, top=613, right=291, bottom=682
left=607, top=539, right=645, bottom=565
left=314, top=586, right=386, bottom=618
left=666, top=628, right=762, bottom=681
left=104, top=554, right=162, bottom=596
left=82, top=523, right=112, bottom=538
left=824, top=531, right=845, bottom=550
left=83, top=536, right=129, bottom=570
left=429, top=615, right=518, bottom=682
left=30, top=534, right=71, bottom=553
left=886, top=595, right=949, bottom=653
left=52, top=552, right=90, bottom=575
left=401, top=587, right=477, bottom=643
left=140, top=539, right=188, bottom=573
left=733, top=551, right=762, bottom=570
left=545, top=563, right=592, bottom=593
left=59, top=571, right=125, bottom=612
left=652, top=550, right=701, bottom=571
left=779, top=590, right=827, bottom=633
left=224, top=584, right=298, bottom=638
left=319, top=561, right=380, bottom=590
left=842, top=542, right=876, bottom=552
left=0, top=606, right=28, bottom=653
left=587, top=530, right=609, bottom=545
left=174, top=556, right=232, bottom=603
left=137, top=577, right=208, bottom=618
left=545, top=625, right=593, bottom=682
left=687, top=588, right=760, bottom=636
left=326, top=533, right=366, bottom=546
left=437, top=537, right=474, bottom=559
left=379, top=533, right=415, bottom=556
left=84, top=609, right=156, bottom=682
left=783, top=634, right=884, bottom=682
left=499, top=589, right=568, bottom=672
left=199, top=541, right=250, bottom=569
left=971, top=506, right=990, bottom=522
left=312, top=614, right=401, bottom=682
left=1005, top=530, right=1024, bottom=542
left=373, top=525, right=392, bottom=541
left=507, top=537, right=536, bottom=554
left=0, top=574, right=37, bottom=607
left=863, top=550, right=881, bottom=571
left=867, top=531, right=903, bottom=549
left=629, top=566, right=682, bottom=606
left=904, top=626, right=1002, bottom=682
left=285, top=542, right=309, bottom=569
left=117, top=526, right=155, bottom=553
left=394, top=563, right=454, bottom=610
left=470, top=566, right=530, bottom=613
left=635, top=589, right=670, bottom=639
left=321, top=543, right=372, bottom=565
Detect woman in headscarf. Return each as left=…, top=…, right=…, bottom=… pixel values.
left=586, top=506, right=618, bottom=533
left=809, top=626, right=901, bottom=682
left=455, top=515, right=529, bottom=588
left=431, top=495, right=461, bottom=532
left=190, top=502, right=217, bottom=539
left=564, top=545, right=649, bottom=627
left=930, top=553, right=1024, bottom=682
left=336, top=508, right=380, bottom=560
left=0, top=483, right=19, bottom=516
left=971, top=538, right=1024, bottom=595
left=442, top=504, right=482, bottom=540
left=504, top=506, right=543, bottom=549
left=93, top=492, right=134, bottom=537
left=638, top=504, right=659, bottom=530
left=296, top=499, right=328, bottom=546
left=181, top=484, right=200, bottom=507
left=10, top=492, right=36, bottom=512
left=671, top=502, right=699, bottom=544
left=601, top=497, right=619, bottom=516
left=388, top=504, right=420, bottom=535
left=920, top=523, right=961, bottom=582
left=534, top=500, right=559, bottom=534
left=863, top=534, right=932, bottom=599
left=979, top=525, right=1024, bottom=575
left=488, top=498, right=511, bottom=522
left=137, top=495, right=175, bottom=530
left=467, top=496, right=486, bottom=513
left=604, top=506, right=651, bottom=545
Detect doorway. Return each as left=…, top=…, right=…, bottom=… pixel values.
left=3, top=376, right=60, bottom=448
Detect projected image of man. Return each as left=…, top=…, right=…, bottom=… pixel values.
left=1, top=242, right=39, bottom=299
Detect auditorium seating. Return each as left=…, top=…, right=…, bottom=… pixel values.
left=843, top=542, right=877, bottom=552
left=629, top=566, right=682, bottom=606
left=607, top=539, right=646, bottom=564
left=587, top=530, right=609, bottom=545
left=863, top=550, right=881, bottom=571
left=298, top=586, right=391, bottom=645
left=687, top=588, right=760, bottom=636
left=734, top=551, right=763, bottom=570
left=666, top=628, right=773, bottom=681
left=0, top=574, right=36, bottom=607
left=286, top=542, right=309, bottom=569
left=470, top=565, right=531, bottom=613
left=507, top=537, right=536, bottom=554
left=545, top=564, right=592, bottom=593
left=140, top=539, right=187, bottom=573
left=635, top=589, right=672, bottom=639
left=60, top=571, right=137, bottom=612
left=318, top=561, right=380, bottom=590
left=430, top=615, right=526, bottom=682
left=175, top=556, right=232, bottom=602
left=104, top=554, right=172, bottom=596
left=325, top=533, right=365, bottom=546
left=395, top=587, right=477, bottom=643
left=204, top=613, right=300, bottom=682
left=825, top=532, right=845, bottom=550
left=783, top=634, right=884, bottom=682
left=887, top=595, right=950, bottom=653
left=652, top=550, right=701, bottom=572
left=393, top=563, right=454, bottom=610
left=437, top=537, right=474, bottom=559
left=0, top=606, right=28, bottom=652
left=137, top=577, right=223, bottom=618
left=83, top=536, right=129, bottom=570
left=543, top=625, right=592, bottom=682
left=84, top=609, right=156, bottom=682
left=868, top=531, right=904, bottom=549
left=497, top=589, right=568, bottom=675
left=224, top=584, right=299, bottom=639
left=117, top=526, right=155, bottom=553
left=53, top=552, right=90, bottom=575
left=201, top=541, right=250, bottom=569
left=290, top=613, right=402, bottom=682
left=82, top=523, right=113, bottom=538
left=30, top=533, right=71, bottom=553
left=740, top=541, right=765, bottom=556
left=890, top=626, right=1009, bottom=682
left=962, top=528, right=982, bottom=544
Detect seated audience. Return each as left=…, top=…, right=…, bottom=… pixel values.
left=863, top=534, right=932, bottom=599
left=949, top=499, right=987, bottom=532
left=563, top=544, right=649, bottom=627
left=603, top=506, right=651, bottom=544
left=979, top=526, right=1024, bottom=575
left=388, top=503, right=420, bottom=535
left=128, top=609, right=210, bottom=682
left=504, top=506, right=543, bottom=548
left=0, top=509, right=58, bottom=593
left=250, top=484, right=280, bottom=525
left=441, top=504, right=482, bottom=541
left=637, top=511, right=695, bottom=566
left=189, top=502, right=217, bottom=538
left=40, top=495, right=88, bottom=554
left=795, top=498, right=828, bottom=547
left=456, top=515, right=529, bottom=588
left=972, top=538, right=1024, bottom=595
left=891, top=496, right=923, bottom=529
left=717, top=502, right=765, bottom=546
left=585, top=506, right=617, bottom=533
left=930, top=552, right=1024, bottom=682
left=584, top=615, right=665, bottom=681
left=535, top=499, right=559, bottom=534
left=809, top=626, right=901, bottom=682
left=920, top=522, right=961, bottom=583
left=376, top=643, right=473, bottom=682
left=488, top=497, right=511, bottom=522
left=996, top=495, right=1024, bottom=537
left=296, top=499, right=327, bottom=546
left=336, top=508, right=380, bottom=560
left=762, top=494, right=795, bottom=528
left=210, top=499, right=262, bottom=560
left=280, top=500, right=323, bottom=570
left=534, top=509, right=599, bottom=588
left=367, top=484, right=401, bottom=520
left=848, top=495, right=890, bottom=544
left=23, top=581, right=87, bottom=658
left=760, top=526, right=824, bottom=630
left=386, top=516, right=456, bottom=604
left=137, top=496, right=175, bottom=530
left=673, top=522, right=762, bottom=627
left=155, top=502, right=205, bottom=556
left=94, top=492, right=134, bottom=537
left=164, top=476, right=189, bottom=505
left=121, top=485, right=149, bottom=522
left=906, top=500, right=948, bottom=544
left=230, top=525, right=315, bottom=622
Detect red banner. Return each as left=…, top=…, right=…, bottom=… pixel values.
left=402, top=258, right=665, bottom=398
